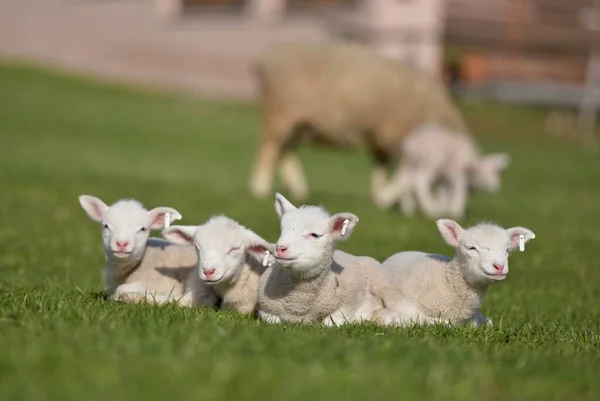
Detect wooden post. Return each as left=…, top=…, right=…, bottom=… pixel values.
left=578, top=1, right=600, bottom=143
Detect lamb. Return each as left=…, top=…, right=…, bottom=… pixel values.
left=161, top=215, right=274, bottom=315
left=78, top=195, right=217, bottom=306
left=256, top=192, right=388, bottom=326
left=376, top=123, right=511, bottom=219
left=249, top=41, right=469, bottom=207
left=372, top=219, right=535, bottom=326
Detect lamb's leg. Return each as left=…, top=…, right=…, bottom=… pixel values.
left=472, top=309, right=494, bottom=327
left=396, top=167, right=418, bottom=216
left=376, top=301, right=450, bottom=327
left=414, top=170, right=443, bottom=218
left=445, top=173, right=468, bottom=220
left=323, top=309, right=351, bottom=326
left=257, top=310, right=282, bottom=324
left=370, top=150, right=392, bottom=208
left=250, top=139, right=281, bottom=199
left=278, top=151, right=308, bottom=201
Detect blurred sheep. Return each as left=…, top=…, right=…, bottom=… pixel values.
left=249, top=41, right=468, bottom=207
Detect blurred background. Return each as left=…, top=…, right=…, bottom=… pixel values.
left=2, top=0, right=600, bottom=140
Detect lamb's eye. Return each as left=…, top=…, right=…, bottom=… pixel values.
left=139, top=227, right=147, bottom=233
left=229, top=246, right=240, bottom=253
left=308, top=233, right=321, bottom=239
left=467, top=246, right=477, bottom=251
left=103, top=224, right=109, bottom=230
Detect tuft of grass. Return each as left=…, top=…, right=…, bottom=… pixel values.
left=0, top=60, right=599, bottom=401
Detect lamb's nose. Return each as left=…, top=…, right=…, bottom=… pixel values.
left=203, top=268, right=215, bottom=276
left=493, top=264, right=504, bottom=272
left=276, top=245, right=288, bottom=256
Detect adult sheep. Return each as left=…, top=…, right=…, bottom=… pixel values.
left=249, top=41, right=468, bottom=207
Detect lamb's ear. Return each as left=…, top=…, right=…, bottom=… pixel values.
left=148, top=207, right=182, bottom=230
left=161, top=225, right=196, bottom=245
left=482, top=153, right=511, bottom=171
left=506, top=226, right=535, bottom=251
left=436, top=219, right=463, bottom=247
left=274, top=192, right=297, bottom=218
left=79, top=195, right=109, bottom=223
left=242, top=229, right=274, bottom=258
left=329, top=213, right=359, bottom=242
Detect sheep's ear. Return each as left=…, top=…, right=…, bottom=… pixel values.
left=329, top=213, right=359, bottom=242
left=506, top=226, right=535, bottom=251
left=148, top=207, right=182, bottom=230
left=79, top=195, right=109, bottom=223
left=162, top=225, right=196, bottom=245
left=242, top=229, right=274, bottom=257
left=436, top=219, right=463, bottom=247
left=274, top=192, right=297, bottom=218
left=481, top=153, right=511, bottom=171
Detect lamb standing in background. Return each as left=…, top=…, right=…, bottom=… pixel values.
left=250, top=41, right=469, bottom=207
left=373, top=219, right=535, bottom=327
left=161, top=215, right=274, bottom=315
left=78, top=195, right=216, bottom=307
left=257, top=193, right=388, bottom=326
left=376, top=123, right=511, bottom=220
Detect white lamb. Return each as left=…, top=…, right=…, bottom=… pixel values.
left=78, top=195, right=216, bottom=306
left=161, top=215, right=274, bottom=315
left=373, top=219, right=535, bottom=327
left=256, top=193, right=387, bottom=326
left=377, top=123, right=511, bottom=220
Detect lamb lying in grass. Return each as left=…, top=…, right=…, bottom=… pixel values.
left=162, top=215, right=274, bottom=315
left=78, top=195, right=216, bottom=306
left=377, top=123, right=511, bottom=220
left=256, top=193, right=387, bottom=325
left=373, top=219, right=535, bottom=326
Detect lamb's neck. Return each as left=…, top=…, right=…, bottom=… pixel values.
left=104, top=250, right=143, bottom=292
left=445, top=259, right=487, bottom=307
left=289, top=262, right=334, bottom=297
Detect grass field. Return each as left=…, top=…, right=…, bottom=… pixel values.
left=1, top=60, right=599, bottom=401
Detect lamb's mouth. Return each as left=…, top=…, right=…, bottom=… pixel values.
left=112, top=251, right=133, bottom=258
left=275, top=256, right=296, bottom=262
left=484, top=272, right=507, bottom=280
left=204, top=276, right=225, bottom=284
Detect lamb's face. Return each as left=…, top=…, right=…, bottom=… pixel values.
left=437, top=219, right=535, bottom=287
left=162, top=216, right=273, bottom=285
left=273, top=193, right=359, bottom=277
left=193, top=221, right=248, bottom=285
left=102, top=201, right=153, bottom=260
left=469, top=153, right=511, bottom=193
left=78, top=195, right=181, bottom=263
left=458, top=226, right=512, bottom=285
left=275, top=207, right=335, bottom=274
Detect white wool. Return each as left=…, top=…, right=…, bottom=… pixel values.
left=78, top=194, right=216, bottom=306
left=374, top=219, right=535, bottom=326
left=162, top=215, right=273, bottom=315
left=256, top=193, right=388, bottom=326
left=377, top=123, right=511, bottom=220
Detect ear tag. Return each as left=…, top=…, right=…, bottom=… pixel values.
left=341, top=219, right=350, bottom=236
left=165, top=213, right=171, bottom=229
left=262, top=250, right=271, bottom=267
left=518, top=235, right=525, bottom=252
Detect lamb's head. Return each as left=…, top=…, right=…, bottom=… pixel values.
left=469, top=153, right=511, bottom=193
left=162, top=215, right=273, bottom=285
left=78, top=195, right=180, bottom=262
left=436, top=219, right=535, bottom=287
left=273, top=193, right=359, bottom=277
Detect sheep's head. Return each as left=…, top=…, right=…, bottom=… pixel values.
left=273, top=193, right=359, bottom=277
left=78, top=195, right=180, bottom=262
left=436, top=219, right=535, bottom=287
left=469, top=153, right=511, bottom=193
left=162, top=215, right=273, bottom=286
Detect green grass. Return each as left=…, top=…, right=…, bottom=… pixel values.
left=0, top=60, right=599, bottom=401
